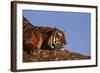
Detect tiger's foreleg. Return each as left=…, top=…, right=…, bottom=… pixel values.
left=31, top=34, right=43, bottom=57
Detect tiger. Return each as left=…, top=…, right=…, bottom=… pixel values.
left=23, top=16, right=66, bottom=56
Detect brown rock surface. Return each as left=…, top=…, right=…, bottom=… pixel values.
left=23, top=49, right=90, bottom=62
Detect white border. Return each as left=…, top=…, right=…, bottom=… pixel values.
left=16, top=3, right=96, bottom=69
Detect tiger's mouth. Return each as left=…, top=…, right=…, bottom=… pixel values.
left=60, top=45, right=66, bottom=51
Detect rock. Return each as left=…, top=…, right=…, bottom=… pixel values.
left=23, top=49, right=90, bottom=62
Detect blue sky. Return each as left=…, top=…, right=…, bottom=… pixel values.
left=23, top=10, right=91, bottom=56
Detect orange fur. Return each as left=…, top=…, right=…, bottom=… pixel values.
left=23, top=17, right=66, bottom=55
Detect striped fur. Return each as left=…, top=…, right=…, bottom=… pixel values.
left=23, top=17, right=66, bottom=55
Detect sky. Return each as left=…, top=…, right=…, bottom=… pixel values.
left=23, top=10, right=91, bottom=56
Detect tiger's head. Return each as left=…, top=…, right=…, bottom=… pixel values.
left=48, top=28, right=66, bottom=50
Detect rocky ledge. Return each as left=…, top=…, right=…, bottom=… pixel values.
left=23, top=49, right=90, bottom=62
